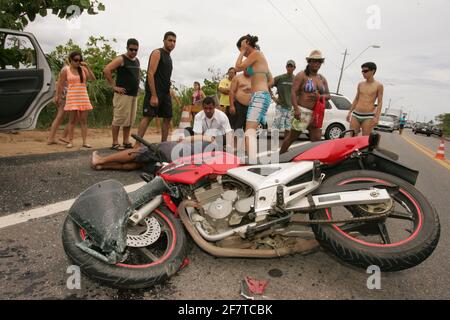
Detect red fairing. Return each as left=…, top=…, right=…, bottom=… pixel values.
left=294, top=136, right=370, bottom=164
left=159, top=152, right=241, bottom=184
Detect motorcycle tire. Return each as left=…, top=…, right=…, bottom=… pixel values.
left=62, top=206, right=188, bottom=289
left=310, top=170, right=440, bottom=272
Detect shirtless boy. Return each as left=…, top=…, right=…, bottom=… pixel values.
left=347, top=62, right=384, bottom=136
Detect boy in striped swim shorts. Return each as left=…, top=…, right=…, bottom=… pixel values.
left=347, top=62, right=384, bottom=136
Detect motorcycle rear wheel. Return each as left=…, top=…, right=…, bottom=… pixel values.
left=62, top=206, right=188, bottom=289
left=310, top=170, right=440, bottom=271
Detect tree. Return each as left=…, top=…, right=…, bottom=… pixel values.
left=0, top=0, right=105, bottom=31
left=435, top=113, right=450, bottom=137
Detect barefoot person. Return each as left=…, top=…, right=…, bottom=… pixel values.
left=56, top=51, right=96, bottom=148
left=104, top=38, right=141, bottom=150
left=235, top=34, right=273, bottom=163
left=280, top=50, right=330, bottom=154
left=91, top=139, right=211, bottom=171
left=137, top=31, right=176, bottom=142
left=347, top=62, right=384, bottom=136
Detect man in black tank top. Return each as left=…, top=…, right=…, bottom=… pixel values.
left=137, top=31, right=177, bottom=142
left=104, top=38, right=141, bottom=150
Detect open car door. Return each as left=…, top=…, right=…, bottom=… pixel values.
left=0, top=28, right=54, bottom=131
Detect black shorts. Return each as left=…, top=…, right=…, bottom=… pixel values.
left=226, top=100, right=248, bottom=131
left=143, top=92, right=173, bottom=118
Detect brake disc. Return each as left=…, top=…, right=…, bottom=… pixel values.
left=126, top=217, right=161, bottom=248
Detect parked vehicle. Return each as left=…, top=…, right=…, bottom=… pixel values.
left=432, top=126, right=443, bottom=137
left=62, top=133, right=440, bottom=289
left=264, top=94, right=351, bottom=140
left=384, top=109, right=403, bottom=131
left=413, top=123, right=433, bottom=136
left=0, top=28, right=54, bottom=131
left=375, top=115, right=395, bottom=132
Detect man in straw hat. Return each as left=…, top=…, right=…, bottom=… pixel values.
left=280, top=50, right=330, bottom=154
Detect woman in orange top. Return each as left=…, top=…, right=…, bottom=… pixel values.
left=55, top=51, right=96, bottom=148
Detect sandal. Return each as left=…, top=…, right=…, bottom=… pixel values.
left=82, top=144, right=92, bottom=149
left=66, top=143, right=74, bottom=149
left=59, top=138, right=70, bottom=144
left=123, top=143, right=133, bottom=149
left=110, top=144, right=121, bottom=150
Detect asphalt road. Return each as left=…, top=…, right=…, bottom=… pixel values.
left=1, top=130, right=449, bottom=300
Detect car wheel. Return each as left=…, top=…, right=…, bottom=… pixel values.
left=325, top=124, right=345, bottom=140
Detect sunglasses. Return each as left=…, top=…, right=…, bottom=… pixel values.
left=362, top=69, right=372, bottom=73
left=72, top=59, right=81, bottom=63
left=308, top=59, right=324, bottom=63
left=128, top=48, right=138, bottom=52
left=287, top=64, right=295, bottom=68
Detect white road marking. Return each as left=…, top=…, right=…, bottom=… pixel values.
left=0, top=182, right=145, bottom=229
left=0, top=141, right=307, bottom=229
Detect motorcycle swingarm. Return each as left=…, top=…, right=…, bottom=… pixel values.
left=285, top=188, right=392, bottom=212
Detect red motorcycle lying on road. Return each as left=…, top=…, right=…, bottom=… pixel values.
left=62, top=133, right=440, bottom=289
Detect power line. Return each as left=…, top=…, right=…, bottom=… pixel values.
left=305, top=0, right=346, bottom=50
left=266, top=0, right=319, bottom=49
left=292, top=0, right=342, bottom=54
left=266, top=0, right=341, bottom=69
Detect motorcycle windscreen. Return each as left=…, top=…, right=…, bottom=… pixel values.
left=68, top=180, right=131, bottom=254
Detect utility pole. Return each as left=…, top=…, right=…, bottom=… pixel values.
left=336, top=49, right=349, bottom=95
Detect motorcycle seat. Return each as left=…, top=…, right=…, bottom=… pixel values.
left=242, top=141, right=328, bottom=165
left=278, top=141, right=328, bottom=163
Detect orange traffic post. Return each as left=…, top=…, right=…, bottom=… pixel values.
left=435, top=139, right=446, bottom=160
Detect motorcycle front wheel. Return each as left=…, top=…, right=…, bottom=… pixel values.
left=62, top=205, right=188, bottom=289
left=310, top=170, right=440, bottom=271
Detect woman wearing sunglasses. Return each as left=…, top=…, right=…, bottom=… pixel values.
left=55, top=51, right=96, bottom=148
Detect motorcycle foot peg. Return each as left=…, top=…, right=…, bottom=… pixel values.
left=141, top=173, right=153, bottom=183
left=276, top=186, right=284, bottom=207
left=313, top=161, right=322, bottom=181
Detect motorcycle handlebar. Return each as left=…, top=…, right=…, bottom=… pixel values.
left=131, top=134, right=153, bottom=148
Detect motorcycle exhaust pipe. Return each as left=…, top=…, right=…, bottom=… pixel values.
left=178, top=200, right=319, bottom=258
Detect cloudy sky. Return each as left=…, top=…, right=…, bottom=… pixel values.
left=26, top=0, right=450, bottom=122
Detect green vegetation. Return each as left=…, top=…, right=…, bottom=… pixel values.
left=37, top=36, right=121, bottom=128
left=435, top=113, right=450, bottom=137
left=0, top=0, right=105, bottom=30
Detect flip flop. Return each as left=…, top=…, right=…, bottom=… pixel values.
left=66, top=143, right=74, bottom=149
left=82, top=144, right=92, bottom=149
left=110, top=144, right=121, bottom=150
left=59, top=138, right=70, bottom=144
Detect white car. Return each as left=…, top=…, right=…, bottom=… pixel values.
left=375, top=115, right=395, bottom=133
left=264, top=94, right=351, bottom=140
left=0, top=28, right=55, bottom=131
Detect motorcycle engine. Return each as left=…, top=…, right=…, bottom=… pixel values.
left=194, top=182, right=254, bottom=233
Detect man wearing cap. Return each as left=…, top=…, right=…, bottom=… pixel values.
left=280, top=50, right=330, bottom=154
left=271, top=60, right=297, bottom=137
